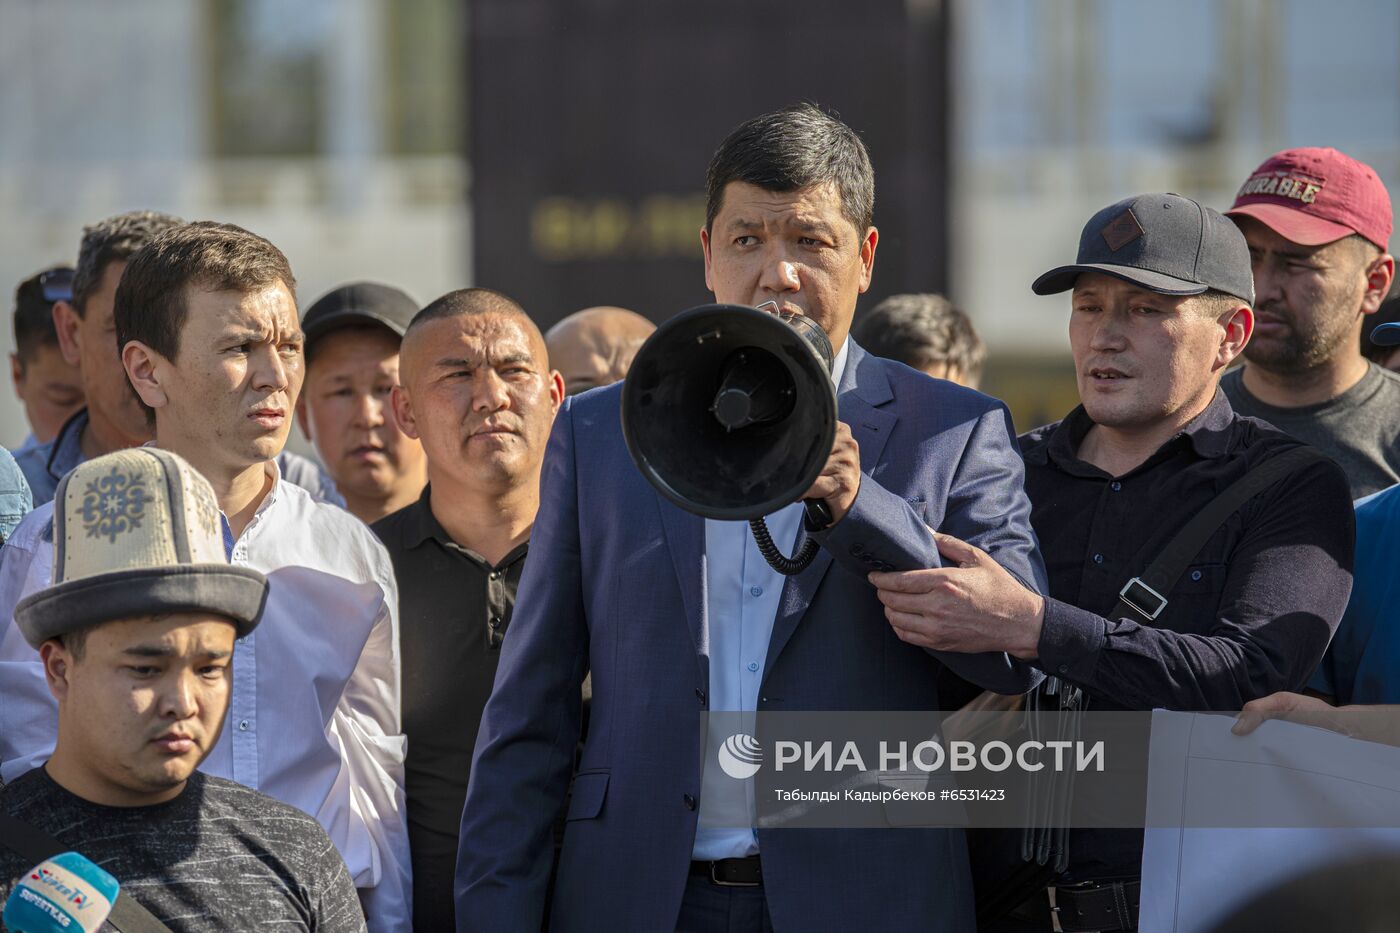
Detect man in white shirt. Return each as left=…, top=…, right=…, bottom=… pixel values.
left=0, top=221, right=411, bottom=932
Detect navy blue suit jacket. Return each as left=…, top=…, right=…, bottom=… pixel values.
left=456, top=340, right=1047, bottom=932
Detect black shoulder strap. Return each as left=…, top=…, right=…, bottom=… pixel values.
left=1112, top=447, right=1329, bottom=624
left=992, top=446, right=1332, bottom=926
left=0, top=811, right=175, bottom=933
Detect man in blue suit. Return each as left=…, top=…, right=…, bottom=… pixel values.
left=456, top=103, right=1049, bottom=932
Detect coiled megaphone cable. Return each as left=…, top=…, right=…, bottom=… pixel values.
left=749, top=519, right=819, bottom=575
left=748, top=499, right=833, bottom=576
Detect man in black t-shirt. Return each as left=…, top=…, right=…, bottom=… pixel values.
left=0, top=771, right=363, bottom=932
left=0, top=448, right=365, bottom=932
left=372, top=288, right=563, bottom=932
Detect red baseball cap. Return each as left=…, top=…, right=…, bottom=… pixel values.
left=1227, top=147, right=1392, bottom=251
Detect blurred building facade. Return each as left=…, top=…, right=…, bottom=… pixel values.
left=957, top=0, right=1400, bottom=427
left=1, top=0, right=1397, bottom=444
left=0, top=0, right=468, bottom=449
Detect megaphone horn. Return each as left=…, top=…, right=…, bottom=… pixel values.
left=621, top=302, right=838, bottom=574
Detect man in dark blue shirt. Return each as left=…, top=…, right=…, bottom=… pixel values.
left=16, top=212, right=182, bottom=505
left=871, top=193, right=1355, bottom=931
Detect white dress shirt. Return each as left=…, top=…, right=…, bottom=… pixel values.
left=0, top=460, right=412, bottom=933
left=693, top=340, right=848, bottom=861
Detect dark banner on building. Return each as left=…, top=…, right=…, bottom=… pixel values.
left=468, top=0, right=951, bottom=331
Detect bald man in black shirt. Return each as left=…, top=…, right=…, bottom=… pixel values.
left=372, top=288, right=564, bottom=932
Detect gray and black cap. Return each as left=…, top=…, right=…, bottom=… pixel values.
left=302, top=281, right=418, bottom=351
left=15, top=448, right=268, bottom=649
left=1032, top=193, right=1255, bottom=304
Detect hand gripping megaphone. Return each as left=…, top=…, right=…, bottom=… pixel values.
left=621, top=302, right=838, bottom=574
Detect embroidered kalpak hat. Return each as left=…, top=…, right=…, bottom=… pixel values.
left=15, top=448, right=268, bottom=649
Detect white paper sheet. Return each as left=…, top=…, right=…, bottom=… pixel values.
left=1140, top=710, right=1400, bottom=932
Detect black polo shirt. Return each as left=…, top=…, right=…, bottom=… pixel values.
left=1020, top=390, right=1355, bottom=882
left=372, top=486, right=528, bottom=933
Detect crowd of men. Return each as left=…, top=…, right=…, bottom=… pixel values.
left=0, top=103, right=1395, bottom=932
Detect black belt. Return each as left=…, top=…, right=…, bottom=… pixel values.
left=690, top=856, right=762, bottom=887
left=1049, top=881, right=1140, bottom=932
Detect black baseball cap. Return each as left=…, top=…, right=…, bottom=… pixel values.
left=1032, top=193, right=1255, bottom=305
left=301, top=281, right=418, bottom=349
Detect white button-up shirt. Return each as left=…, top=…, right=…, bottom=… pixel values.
left=693, top=340, right=848, bottom=861
left=0, top=460, right=412, bottom=933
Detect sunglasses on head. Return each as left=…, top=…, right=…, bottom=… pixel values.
left=38, top=268, right=74, bottom=304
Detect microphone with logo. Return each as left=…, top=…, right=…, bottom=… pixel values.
left=3, top=852, right=119, bottom=933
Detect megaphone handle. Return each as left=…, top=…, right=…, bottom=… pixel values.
left=802, top=498, right=834, bottom=530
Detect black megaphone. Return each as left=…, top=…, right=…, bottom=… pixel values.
left=621, top=302, right=837, bottom=574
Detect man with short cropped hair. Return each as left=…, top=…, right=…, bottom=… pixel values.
left=0, top=222, right=411, bottom=932
left=296, top=282, right=426, bottom=524
left=0, top=448, right=365, bottom=931
left=373, top=287, right=563, bottom=931
left=456, top=104, right=1045, bottom=933
left=10, top=266, right=85, bottom=450
left=11, top=212, right=335, bottom=508
left=1220, top=147, right=1399, bottom=498
left=544, top=305, right=655, bottom=395
left=853, top=292, right=987, bottom=388
left=15, top=211, right=182, bottom=503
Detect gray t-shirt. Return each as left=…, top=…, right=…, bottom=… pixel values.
left=0, top=769, right=366, bottom=933
left=1222, top=363, right=1400, bottom=499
